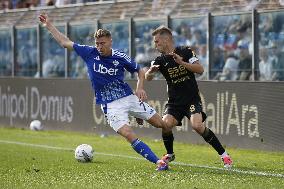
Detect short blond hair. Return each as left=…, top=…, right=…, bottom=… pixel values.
left=94, top=29, right=111, bottom=38
left=152, top=25, right=173, bottom=36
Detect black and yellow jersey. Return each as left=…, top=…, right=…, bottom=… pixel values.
left=152, top=46, right=201, bottom=106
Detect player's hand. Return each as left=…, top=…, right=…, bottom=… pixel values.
left=38, top=12, right=49, bottom=26
left=135, top=89, right=147, bottom=101
left=147, top=65, right=160, bottom=74
left=170, top=52, right=183, bottom=65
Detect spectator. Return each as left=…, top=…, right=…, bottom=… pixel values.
left=196, top=45, right=208, bottom=80
left=15, top=46, right=32, bottom=76
left=224, top=34, right=237, bottom=51
left=269, top=41, right=284, bottom=81
left=236, top=23, right=251, bottom=47
left=262, top=14, right=274, bottom=32
left=237, top=40, right=252, bottom=80
left=175, top=23, right=194, bottom=46
left=135, top=46, right=158, bottom=68
left=0, top=50, right=11, bottom=75
left=215, top=53, right=239, bottom=81
left=192, top=29, right=206, bottom=46
left=71, top=56, right=88, bottom=78
left=0, top=0, right=12, bottom=10
left=42, top=50, right=64, bottom=77
left=259, top=47, right=273, bottom=81
left=211, top=47, right=225, bottom=79
left=46, top=0, right=54, bottom=6
left=42, top=56, right=55, bottom=77
left=16, top=0, right=38, bottom=8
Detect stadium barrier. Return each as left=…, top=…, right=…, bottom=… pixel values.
left=0, top=78, right=283, bottom=151
left=1, top=9, right=284, bottom=81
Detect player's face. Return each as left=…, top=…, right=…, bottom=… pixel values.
left=153, top=34, right=169, bottom=53
left=95, top=36, right=112, bottom=56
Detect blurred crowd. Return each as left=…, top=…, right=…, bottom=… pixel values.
left=0, top=0, right=107, bottom=10
left=133, top=11, right=284, bottom=81
left=0, top=0, right=283, bottom=80
left=211, top=12, right=284, bottom=81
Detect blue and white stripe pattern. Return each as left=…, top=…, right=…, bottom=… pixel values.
left=73, top=43, right=140, bottom=104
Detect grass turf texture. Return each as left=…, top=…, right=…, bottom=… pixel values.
left=0, top=127, right=283, bottom=189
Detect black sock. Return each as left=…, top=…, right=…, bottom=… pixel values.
left=162, top=132, right=174, bottom=154
left=201, top=127, right=225, bottom=155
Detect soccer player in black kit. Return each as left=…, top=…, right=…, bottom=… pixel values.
left=145, top=26, right=233, bottom=168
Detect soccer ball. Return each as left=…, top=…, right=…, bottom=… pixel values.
left=29, top=120, right=43, bottom=131
left=74, top=144, right=94, bottom=162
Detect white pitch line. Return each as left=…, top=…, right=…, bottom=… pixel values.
left=0, top=139, right=283, bottom=178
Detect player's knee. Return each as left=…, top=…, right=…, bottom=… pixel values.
left=148, top=114, right=165, bottom=129
left=191, top=121, right=204, bottom=134
left=163, top=115, right=177, bottom=128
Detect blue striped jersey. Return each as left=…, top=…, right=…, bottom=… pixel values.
left=73, top=43, right=140, bottom=104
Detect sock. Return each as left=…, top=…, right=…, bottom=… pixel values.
left=201, top=127, right=225, bottom=155
left=221, top=151, right=228, bottom=158
left=131, top=138, right=159, bottom=164
left=162, top=132, right=174, bottom=154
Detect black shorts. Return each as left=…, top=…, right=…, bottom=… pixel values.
left=164, top=102, right=207, bottom=126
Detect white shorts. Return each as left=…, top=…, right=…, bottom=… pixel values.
left=100, top=94, right=156, bottom=132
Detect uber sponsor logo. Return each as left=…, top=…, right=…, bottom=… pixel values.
left=93, top=64, right=118, bottom=75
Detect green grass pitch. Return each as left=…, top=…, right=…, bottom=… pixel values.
left=0, top=127, right=283, bottom=189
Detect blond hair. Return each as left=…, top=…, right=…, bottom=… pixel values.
left=94, top=29, right=111, bottom=38
left=152, top=25, right=173, bottom=36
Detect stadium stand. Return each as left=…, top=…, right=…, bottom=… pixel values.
left=171, top=0, right=216, bottom=16
left=16, top=6, right=58, bottom=26
left=99, top=0, right=141, bottom=22
left=1, top=0, right=284, bottom=24
left=133, top=0, right=179, bottom=18
left=70, top=1, right=113, bottom=23
left=0, top=8, right=27, bottom=25
left=256, top=0, right=283, bottom=9
left=0, top=0, right=283, bottom=80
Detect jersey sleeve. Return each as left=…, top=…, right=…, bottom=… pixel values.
left=151, top=57, right=161, bottom=66
left=185, top=47, right=199, bottom=64
left=73, top=43, right=97, bottom=59
left=122, top=54, right=141, bottom=73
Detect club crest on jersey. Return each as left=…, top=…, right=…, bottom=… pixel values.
left=112, top=60, right=119, bottom=67
left=95, top=56, right=100, bottom=60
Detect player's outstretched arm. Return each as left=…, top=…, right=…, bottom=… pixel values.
left=135, top=68, right=147, bottom=101
left=39, top=13, right=74, bottom=51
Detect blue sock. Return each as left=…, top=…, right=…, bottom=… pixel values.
left=131, top=138, right=159, bottom=164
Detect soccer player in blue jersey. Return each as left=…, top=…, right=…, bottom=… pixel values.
left=38, top=13, right=168, bottom=171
